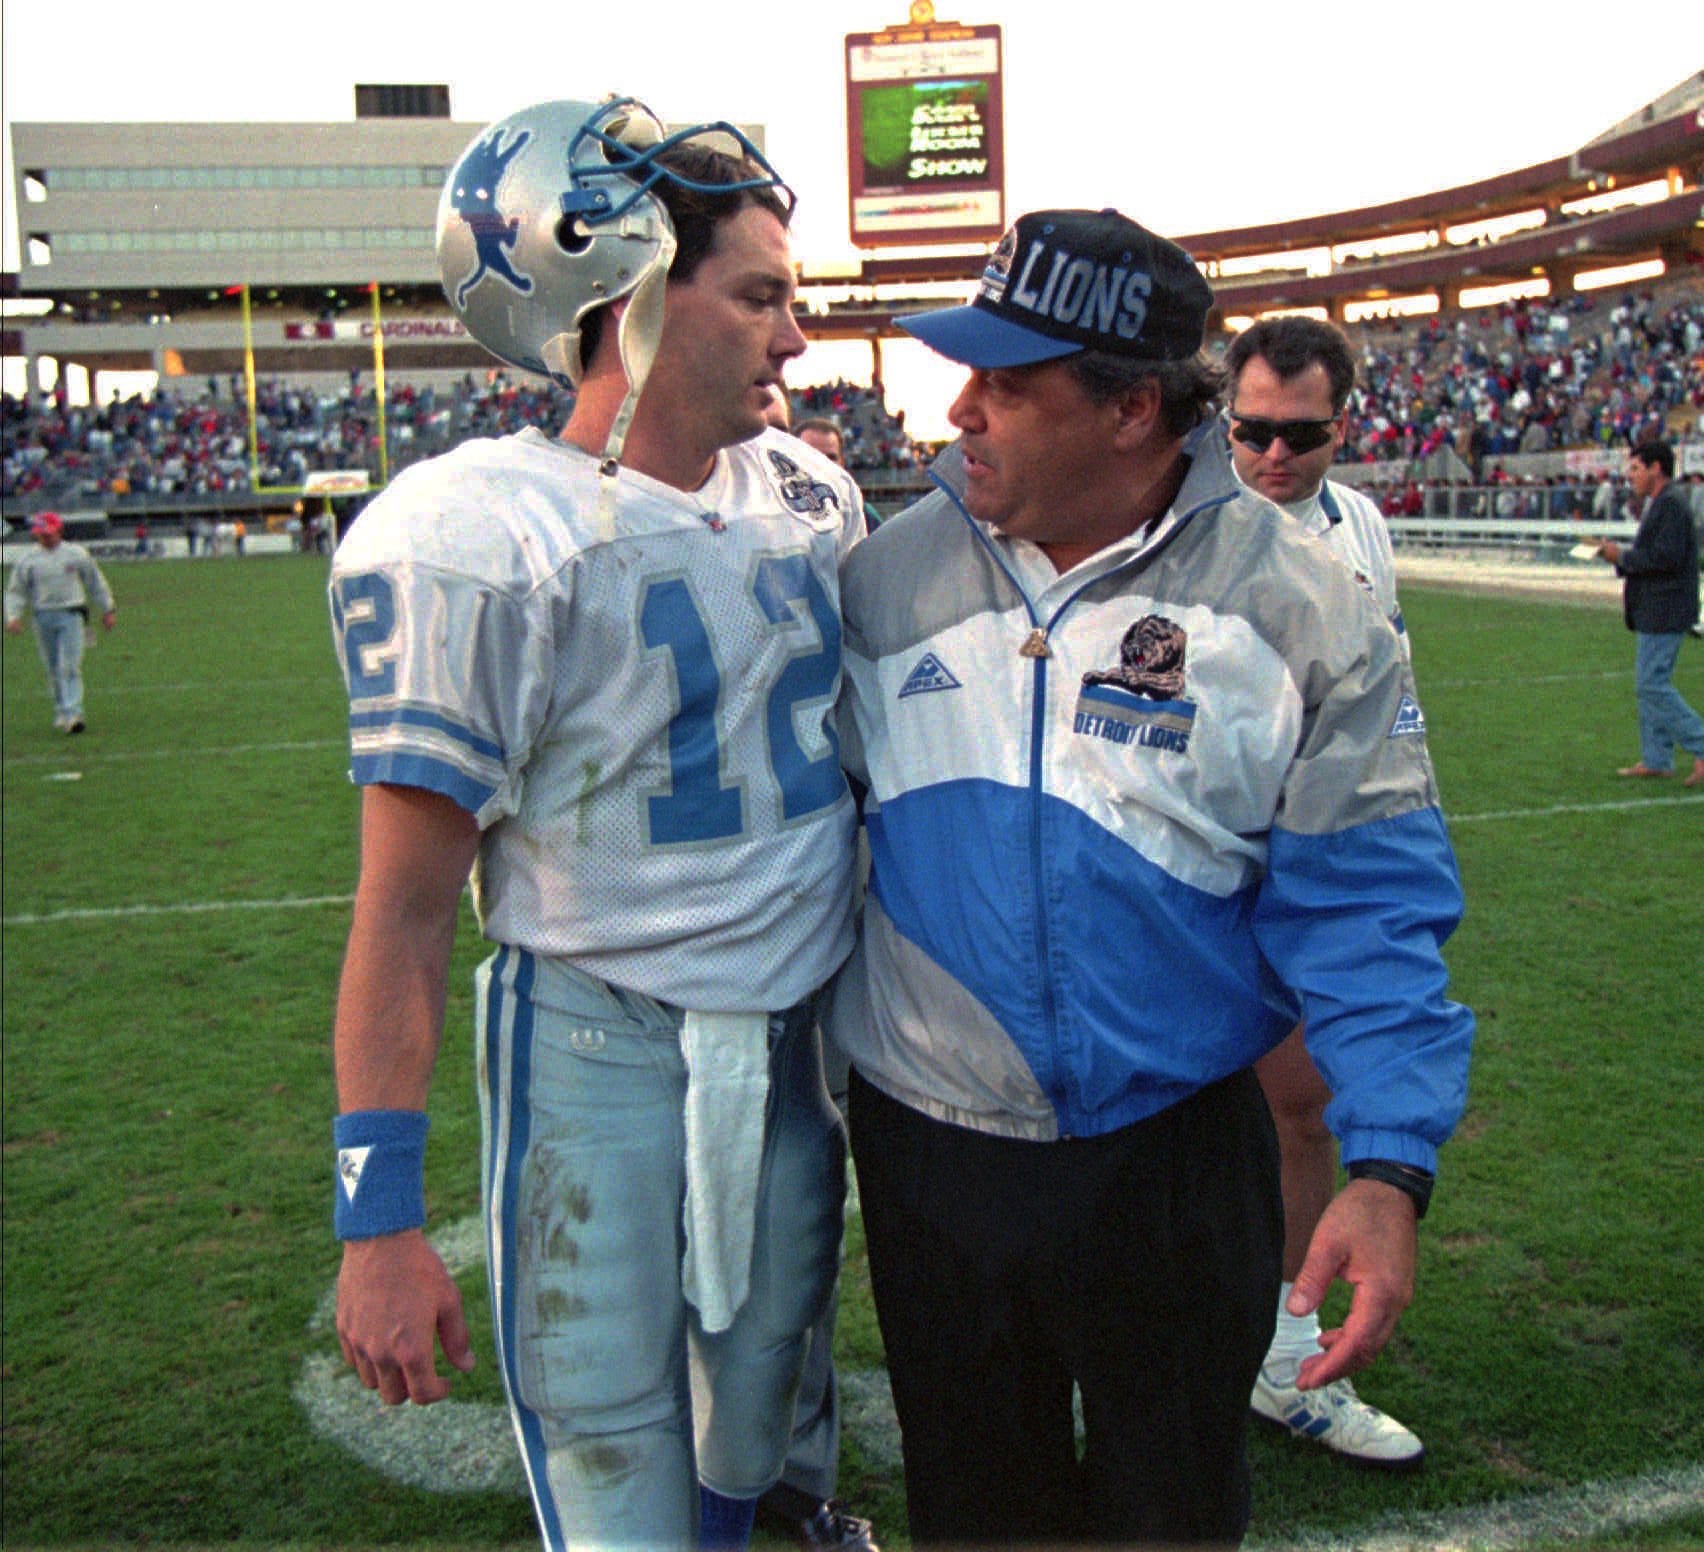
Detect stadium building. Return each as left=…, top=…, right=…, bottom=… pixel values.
left=2, top=85, right=778, bottom=390
left=3, top=75, right=1700, bottom=546
left=7, top=76, right=1700, bottom=391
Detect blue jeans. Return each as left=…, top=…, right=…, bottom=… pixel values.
left=1634, top=632, right=1704, bottom=771
left=475, top=947, right=844, bottom=1551
left=32, top=608, right=86, bottom=721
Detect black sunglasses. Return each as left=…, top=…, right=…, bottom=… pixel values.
left=1228, top=414, right=1338, bottom=455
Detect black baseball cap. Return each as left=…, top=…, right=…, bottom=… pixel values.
left=899, top=208, right=1214, bottom=368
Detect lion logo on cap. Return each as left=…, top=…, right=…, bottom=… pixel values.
left=978, top=224, right=1019, bottom=303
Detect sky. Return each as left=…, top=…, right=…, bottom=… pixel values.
left=2, top=1, right=1698, bottom=433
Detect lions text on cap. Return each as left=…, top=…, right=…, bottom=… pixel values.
left=986, top=226, right=1152, bottom=344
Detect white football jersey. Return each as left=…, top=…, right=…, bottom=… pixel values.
left=331, top=425, right=863, bottom=1011
left=1279, top=479, right=1409, bottom=658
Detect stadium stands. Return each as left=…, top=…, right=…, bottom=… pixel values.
left=3, top=280, right=1697, bottom=534
left=1319, top=276, right=1701, bottom=473
left=1, top=372, right=918, bottom=513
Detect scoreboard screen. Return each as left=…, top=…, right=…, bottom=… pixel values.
left=845, top=20, right=1005, bottom=247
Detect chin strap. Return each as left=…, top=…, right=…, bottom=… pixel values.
left=540, top=218, right=677, bottom=545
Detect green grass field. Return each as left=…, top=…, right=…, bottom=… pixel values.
left=3, top=552, right=1701, bottom=1550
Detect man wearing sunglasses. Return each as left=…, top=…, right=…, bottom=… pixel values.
left=1226, top=318, right=1406, bottom=661
left=1223, top=316, right=1426, bottom=1471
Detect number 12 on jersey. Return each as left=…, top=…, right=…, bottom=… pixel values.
left=640, top=555, right=843, bottom=846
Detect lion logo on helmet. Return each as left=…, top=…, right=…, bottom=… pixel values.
left=447, top=128, right=534, bottom=308
left=1082, top=615, right=1188, bottom=701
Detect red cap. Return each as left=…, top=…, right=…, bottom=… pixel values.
left=30, top=512, right=64, bottom=536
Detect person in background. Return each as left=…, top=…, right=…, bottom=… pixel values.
left=794, top=416, right=843, bottom=464
left=1223, top=315, right=1423, bottom=1469
left=1594, top=439, right=1704, bottom=787
left=5, top=511, right=117, bottom=735
left=794, top=415, right=882, bottom=532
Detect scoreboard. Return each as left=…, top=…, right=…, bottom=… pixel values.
left=845, top=5, right=1005, bottom=248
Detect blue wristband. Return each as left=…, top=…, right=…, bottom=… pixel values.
left=333, top=1109, right=429, bottom=1240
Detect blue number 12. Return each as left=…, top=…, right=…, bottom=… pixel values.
left=639, top=557, right=842, bottom=846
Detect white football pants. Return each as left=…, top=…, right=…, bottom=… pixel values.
left=475, top=946, right=845, bottom=1552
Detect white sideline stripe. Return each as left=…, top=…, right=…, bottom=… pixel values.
left=3, top=893, right=353, bottom=926
left=5, top=738, right=344, bottom=767
left=1246, top=1461, right=1704, bottom=1551
left=298, top=1222, right=1704, bottom=1544
left=1423, top=668, right=1622, bottom=687
left=5, top=797, right=1694, bottom=927
left=96, top=676, right=312, bottom=695
left=1452, top=795, right=1702, bottom=823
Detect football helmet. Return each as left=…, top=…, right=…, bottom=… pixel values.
left=436, top=95, right=790, bottom=401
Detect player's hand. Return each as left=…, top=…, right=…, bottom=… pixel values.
left=336, top=1229, right=475, bottom=1405
left=1286, top=1177, right=1417, bottom=1390
left=101, top=610, right=116, bottom=631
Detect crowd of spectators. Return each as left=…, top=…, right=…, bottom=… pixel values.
left=1, top=370, right=920, bottom=510
left=1324, top=278, right=1702, bottom=473
left=1366, top=470, right=1653, bottom=523
left=0, top=372, right=582, bottom=507
left=3, top=279, right=1698, bottom=513
left=790, top=379, right=922, bottom=475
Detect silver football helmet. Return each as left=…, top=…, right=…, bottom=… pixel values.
left=436, top=95, right=789, bottom=403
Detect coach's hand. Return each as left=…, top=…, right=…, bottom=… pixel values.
left=1286, top=1177, right=1417, bottom=1391
left=337, top=1230, right=475, bottom=1405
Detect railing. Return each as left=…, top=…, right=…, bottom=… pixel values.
left=11, top=479, right=1693, bottom=558
left=1386, top=515, right=1637, bottom=550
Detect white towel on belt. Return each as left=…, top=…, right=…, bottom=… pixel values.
left=679, top=1009, right=771, bottom=1333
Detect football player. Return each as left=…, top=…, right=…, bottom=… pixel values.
left=1224, top=316, right=1426, bottom=1470
left=328, top=97, right=864, bottom=1552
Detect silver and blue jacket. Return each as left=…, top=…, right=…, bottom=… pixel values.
left=831, top=427, right=1473, bottom=1170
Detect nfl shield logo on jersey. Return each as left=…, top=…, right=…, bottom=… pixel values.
left=766, top=448, right=841, bottom=518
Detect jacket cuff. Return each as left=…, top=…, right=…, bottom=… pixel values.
left=1338, top=1127, right=1438, bottom=1174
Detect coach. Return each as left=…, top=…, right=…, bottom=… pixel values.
left=830, top=208, right=1474, bottom=1547
left=1595, top=439, right=1704, bottom=787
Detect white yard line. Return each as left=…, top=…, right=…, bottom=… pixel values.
left=5, top=738, right=343, bottom=766
left=92, top=676, right=318, bottom=695
left=5, top=798, right=1694, bottom=927
left=3, top=893, right=353, bottom=926
left=1421, top=669, right=1624, bottom=687
left=297, top=1221, right=1704, bottom=1542
left=1451, top=795, right=1702, bottom=823
left=1246, top=1462, right=1704, bottom=1551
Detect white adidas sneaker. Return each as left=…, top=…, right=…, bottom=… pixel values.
left=1250, top=1360, right=1424, bottom=1469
